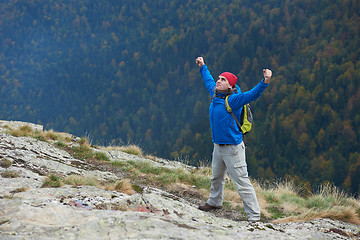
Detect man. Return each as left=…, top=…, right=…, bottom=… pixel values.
left=195, top=56, right=272, bottom=222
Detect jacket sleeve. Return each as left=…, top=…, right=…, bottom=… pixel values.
left=199, top=65, right=216, bottom=96
left=228, top=80, right=269, bottom=110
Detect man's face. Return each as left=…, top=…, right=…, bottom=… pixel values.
left=216, top=76, right=231, bottom=91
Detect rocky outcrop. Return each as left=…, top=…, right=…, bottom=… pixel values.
left=0, top=121, right=359, bottom=239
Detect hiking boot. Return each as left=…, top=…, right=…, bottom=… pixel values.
left=198, top=203, right=222, bottom=211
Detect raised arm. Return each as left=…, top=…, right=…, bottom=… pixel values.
left=196, top=57, right=216, bottom=96
left=228, top=69, right=272, bottom=109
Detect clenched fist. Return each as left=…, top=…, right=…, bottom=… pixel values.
left=196, top=57, right=205, bottom=68
left=263, top=69, right=272, bottom=84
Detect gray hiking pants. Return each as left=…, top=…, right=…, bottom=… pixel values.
left=207, top=142, right=260, bottom=221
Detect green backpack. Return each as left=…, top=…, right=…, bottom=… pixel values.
left=225, top=95, right=253, bottom=135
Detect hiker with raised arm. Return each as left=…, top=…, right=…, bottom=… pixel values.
left=195, top=56, right=272, bottom=222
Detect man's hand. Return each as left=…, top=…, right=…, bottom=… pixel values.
left=196, top=57, right=205, bottom=68
left=263, top=69, right=272, bottom=84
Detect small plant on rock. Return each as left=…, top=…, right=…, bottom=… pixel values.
left=102, top=144, right=143, bottom=156
left=0, top=158, right=12, bottom=168
left=94, top=151, right=110, bottom=161
left=1, top=171, right=19, bottom=178
left=105, top=179, right=135, bottom=195
left=7, top=125, right=33, bottom=137
left=63, top=174, right=99, bottom=186
left=72, top=144, right=109, bottom=162
left=42, top=174, right=62, bottom=188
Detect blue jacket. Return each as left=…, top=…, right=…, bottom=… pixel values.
left=200, top=65, right=269, bottom=145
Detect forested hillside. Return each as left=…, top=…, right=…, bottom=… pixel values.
left=1, top=0, right=359, bottom=194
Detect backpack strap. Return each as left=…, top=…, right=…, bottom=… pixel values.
left=225, top=95, right=243, bottom=133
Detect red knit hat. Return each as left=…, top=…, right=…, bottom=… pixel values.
left=220, top=72, right=237, bottom=87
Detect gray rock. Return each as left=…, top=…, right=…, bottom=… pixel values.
left=0, top=120, right=44, bottom=132
left=0, top=132, right=118, bottom=182
left=0, top=120, right=359, bottom=240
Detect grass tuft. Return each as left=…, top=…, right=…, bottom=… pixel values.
left=104, top=178, right=135, bottom=195
left=45, top=130, right=59, bottom=141
left=0, top=158, right=12, bottom=168
left=72, top=144, right=95, bottom=160
left=1, top=171, right=19, bottom=178
left=103, top=144, right=143, bottom=156
left=55, top=141, right=67, bottom=148
left=114, top=179, right=135, bottom=195
left=8, top=125, right=33, bottom=137
left=42, top=174, right=62, bottom=188
left=94, top=151, right=110, bottom=161
left=63, top=175, right=99, bottom=186
left=120, top=145, right=143, bottom=156
left=6, top=125, right=72, bottom=146
left=72, top=144, right=109, bottom=162
left=267, top=182, right=360, bottom=224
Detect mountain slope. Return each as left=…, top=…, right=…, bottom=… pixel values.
left=1, top=0, right=359, bottom=193
left=0, top=120, right=359, bottom=239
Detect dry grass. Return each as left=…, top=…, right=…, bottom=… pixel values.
left=223, top=189, right=242, bottom=208
left=105, top=179, right=135, bottom=195
left=63, top=174, right=100, bottom=186
left=275, top=206, right=360, bottom=225
left=1, top=171, right=20, bottom=178
left=7, top=125, right=33, bottom=137
left=102, top=144, right=144, bottom=156
left=256, top=181, right=360, bottom=225
left=45, top=130, right=73, bottom=143
left=6, top=125, right=72, bottom=144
